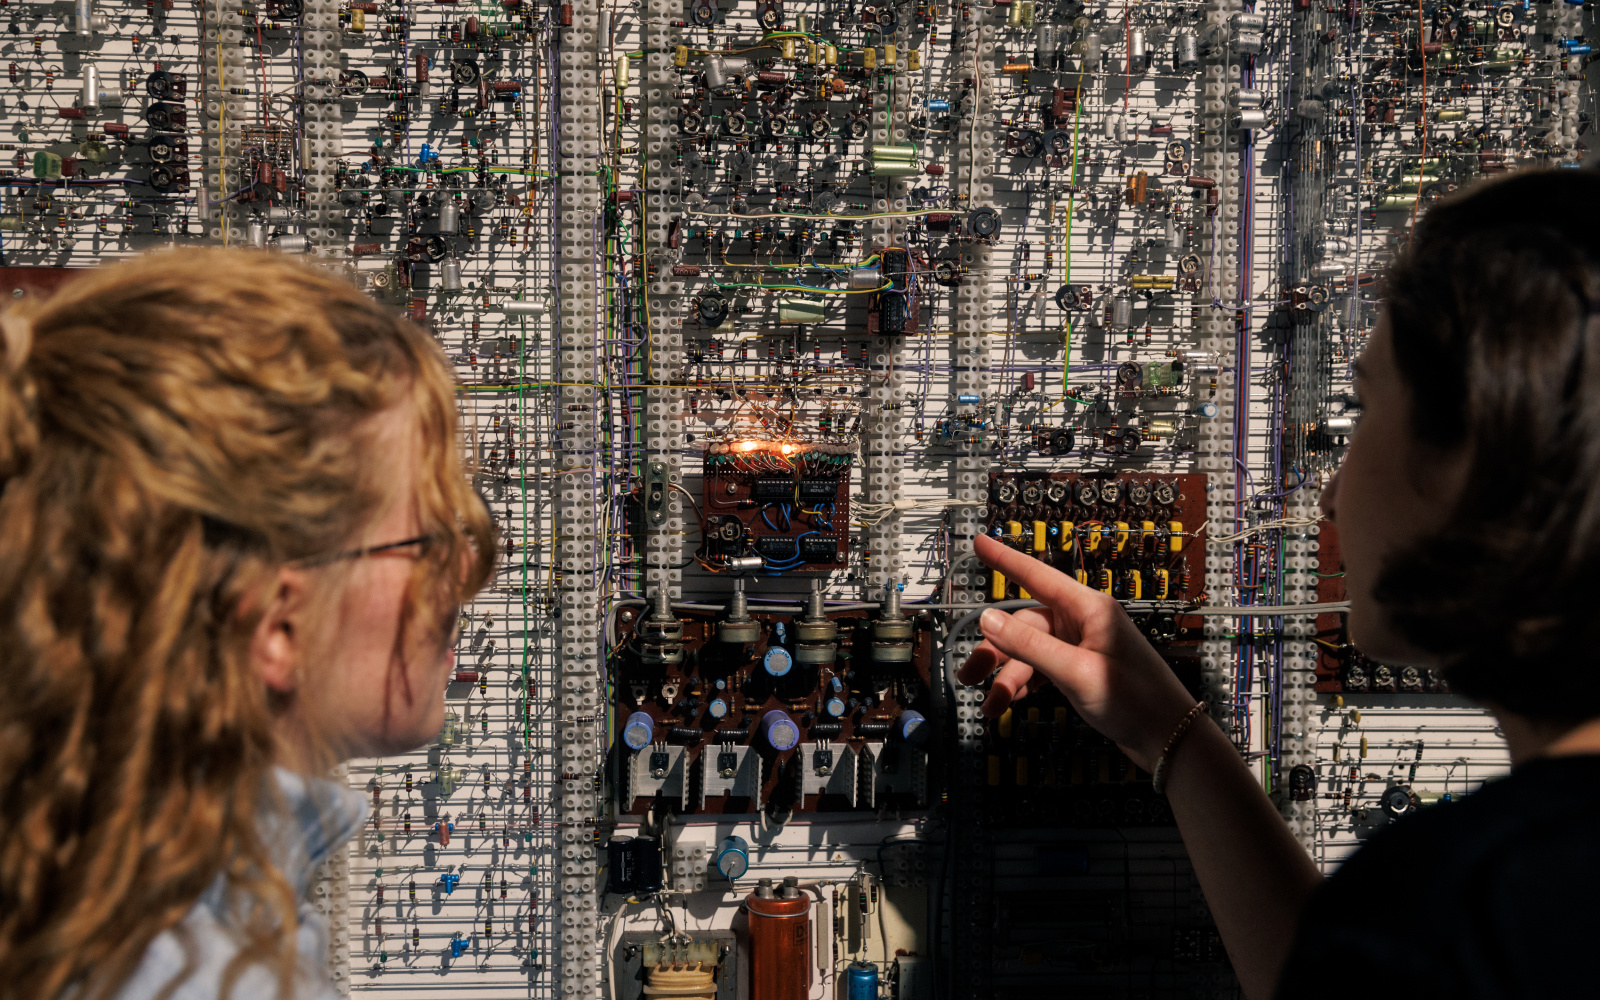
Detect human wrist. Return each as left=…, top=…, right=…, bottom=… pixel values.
left=1149, top=700, right=1208, bottom=794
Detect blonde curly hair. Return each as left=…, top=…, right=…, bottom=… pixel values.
left=0, top=249, right=495, bottom=999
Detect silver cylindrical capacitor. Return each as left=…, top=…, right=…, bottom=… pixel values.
left=1104, top=112, right=1121, bottom=142
left=437, top=200, right=460, bottom=234
left=1234, top=107, right=1268, bottom=129
left=1128, top=27, right=1146, bottom=68
left=503, top=299, right=547, bottom=315
left=1163, top=213, right=1176, bottom=245
left=848, top=265, right=883, bottom=290
left=1083, top=33, right=1102, bottom=68
left=275, top=234, right=308, bottom=254
left=1112, top=297, right=1133, bottom=329
left=1232, top=87, right=1265, bottom=109
left=703, top=54, right=727, bottom=90
left=247, top=221, right=267, bottom=248
left=440, top=258, right=463, bottom=291
left=1176, top=31, right=1199, bottom=70
left=1034, top=24, right=1054, bottom=69
left=81, top=64, right=99, bottom=110
left=75, top=0, right=93, bottom=37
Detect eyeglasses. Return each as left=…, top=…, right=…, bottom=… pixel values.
left=298, top=533, right=441, bottom=568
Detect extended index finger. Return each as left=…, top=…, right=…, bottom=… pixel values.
left=973, top=532, right=1110, bottom=624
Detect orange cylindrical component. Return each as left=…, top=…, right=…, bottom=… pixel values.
left=746, top=881, right=810, bottom=1000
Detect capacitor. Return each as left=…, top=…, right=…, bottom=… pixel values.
left=621, top=711, right=654, bottom=750
left=760, top=710, right=800, bottom=751
left=825, top=696, right=846, bottom=717
left=1083, top=33, right=1102, bottom=68
left=762, top=646, right=794, bottom=677
left=715, top=835, right=750, bottom=879
left=440, top=258, right=463, bottom=291
left=848, top=265, right=882, bottom=290
left=1033, top=24, right=1054, bottom=68
left=957, top=393, right=981, bottom=404
left=247, top=221, right=267, bottom=249
left=632, top=836, right=664, bottom=892
left=1128, top=27, right=1147, bottom=69
left=502, top=299, right=546, bottom=316
left=708, top=697, right=729, bottom=719
left=845, top=962, right=880, bottom=1000
left=702, top=54, right=727, bottom=90
left=437, top=200, right=460, bottom=234
left=925, top=98, right=950, bottom=112
left=606, top=836, right=637, bottom=894
left=897, top=710, right=929, bottom=747
left=746, top=878, right=811, bottom=1000
left=1175, top=30, right=1199, bottom=70
left=1234, top=108, right=1268, bottom=129
left=1111, top=297, right=1133, bottom=329
left=81, top=64, right=100, bottom=111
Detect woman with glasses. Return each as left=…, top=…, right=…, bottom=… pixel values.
left=0, top=250, right=495, bottom=999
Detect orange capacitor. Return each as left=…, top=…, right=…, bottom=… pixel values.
left=746, top=878, right=811, bottom=1000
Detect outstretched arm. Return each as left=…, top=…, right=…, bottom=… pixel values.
left=959, top=533, right=1322, bottom=1000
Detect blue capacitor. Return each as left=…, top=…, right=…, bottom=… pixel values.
left=449, top=934, right=469, bottom=958
left=926, top=99, right=950, bottom=112
left=622, top=711, right=654, bottom=750
left=763, top=645, right=795, bottom=677
left=825, top=696, right=847, bottom=717
left=761, top=709, right=801, bottom=751
left=715, top=835, right=750, bottom=879
left=1196, top=401, right=1218, bottom=418
left=897, top=709, right=930, bottom=747
left=1560, top=38, right=1588, bottom=49
left=845, top=961, right=880, bottom=1000
left=708, top=697, right=729, bottom=719
left=1567, top=43, right=1592, bottom=54
left=957, top=393, right=981, bottom=404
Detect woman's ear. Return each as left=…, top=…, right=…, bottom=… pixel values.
left=251, top=567, right=310, bottom=693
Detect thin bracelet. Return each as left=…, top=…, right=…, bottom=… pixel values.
left=1151, top=701, right=1208, bottom=796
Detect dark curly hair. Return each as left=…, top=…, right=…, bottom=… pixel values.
left=1376, top=169, right=1600, bottom=722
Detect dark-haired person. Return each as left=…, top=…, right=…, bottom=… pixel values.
left=0, top=250, right=495, bottom=1000
left=959, top=169, right=1600, bottom=1000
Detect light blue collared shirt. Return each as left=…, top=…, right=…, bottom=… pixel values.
left=110, top=768, right=367, bottom=1000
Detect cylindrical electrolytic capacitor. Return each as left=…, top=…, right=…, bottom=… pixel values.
left=1176, top=31, right=1199, bottom=70
left=848, top=265, right=882, bottom=290
left=632, top=835, right=664, bottom=893
left=437, top=200, right=460, bottom=234
left=897, top=710, right=930, bottom=747
left=763, top=646, right=794, bottom=677
left=1033, top=24, right=1054, bottom=68
left=622, top=711, right=654, bottom=750
left=825, top=696, right=847, bottom=717
left=606, top=836, right=637, bottom=895
left=747, top=879, right=811, bottom=1000
left=702, top=54, right=727, bottom=90
left=81, top=64, right=99, bottom=110
left=715, top=835, right=750, bottom=879
left=247, top=221, right=267, bottom=249
left=845, top=962, right=880, bottom=1000
left=761, top=710, right=801, bottom=751
left=440, top=258, right=463, bottom=291
left=1112, top=297, right=1133, bottom=329
left=708, top=697, right=729, bottom=720
left=1083, top=33, right=1102, bottom=67
left=1128, top=27, right=1146, bottom=69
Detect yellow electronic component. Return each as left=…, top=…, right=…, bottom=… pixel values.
left=1076, top=569, right=1089, bottom=586
left=998, top=707, right=1013, bottom=739
left=1129, top=274, right=1177, bottom=292
left=1085, top=524, right=1100, bottom=552
left=1016, top=757, right=1029, bottom=785
left=1114, top=521, right=1129, bottom=552
left=1007, top=0, right=1024, bottom=26
left=1169, top=520, right=1184, bottom=552
left=780, top=38, right=795, bottom=60
left=806, top=41, right=820, bottom=64
left=1006, top=519, right=1023, bottom=542
left=674, top=44, right=689, bottom=67
left=825, top=44, right=838, bottom=65
left=863, top=47, right=877, bottom=69
left=1333, top=745, right=1342, bottom=763
left=908, top=49, right=921, bottom=70
left=1032, top=520, right=1047, bottom=553
left=1360, top=736, right=1369, bottom=758
left=1054, top=706, right=1068, bottom=726
left=1018, top=585, right=1031, bottom=599
left=1099, top=569, right=1113, bottom=595
left=990, top=570, right=1007, bottom=601
left=1027, top=707, right=1041, bottom=724
left=884, top=42, right=897, bottom=64
left=1141, top=520, right=1156, bottom=550
left=349, top=7, right=365, bottom=30
left=1059, top=520, right=1074, bottom=551
left=1128, top=569, right=1142, bottom=600
left=1155, top=567, right=1170, bottom=599
left=1351, top=709, right=1362, bottom=724
left=987, top=755, right=1001, bottom=786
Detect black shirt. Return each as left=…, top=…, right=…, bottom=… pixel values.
left=1276, top=755, right=1600, bottom=999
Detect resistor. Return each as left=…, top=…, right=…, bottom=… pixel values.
left=1408, top=741, right=1424, bottom=783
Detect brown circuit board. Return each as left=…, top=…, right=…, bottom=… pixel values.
left=1313, top=522, right=1449, bottom=694
left=982, top=471, right=1208, bottom=605
left=699, top=440, right=852, bottom=572
left=612, top=604, right=932, bottom=815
